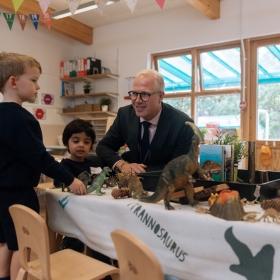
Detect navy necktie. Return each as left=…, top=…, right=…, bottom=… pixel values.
left=140, top=121, right=151, bottom=163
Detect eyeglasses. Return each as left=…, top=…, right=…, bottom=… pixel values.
left=128, top=91, right=160, bottom=102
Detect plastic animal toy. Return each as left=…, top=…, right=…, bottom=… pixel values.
left=87, top=166, right=112, bottom=195
left=111, top=187, right=131, bottom=199
left=257, top=208, right=280, bottom=223
left=116, top=172, right=148, bottom=199
left=139, top=122, right=211, bottom=210
left=61, top=171, right=91, bottom=192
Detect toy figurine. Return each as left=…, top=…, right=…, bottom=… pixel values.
left=87, top=166, right=112, bottom=195
left=139, top=122, right=211, bottom=210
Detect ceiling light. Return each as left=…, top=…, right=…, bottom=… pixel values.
left=51, top=0, right=119, bottom=20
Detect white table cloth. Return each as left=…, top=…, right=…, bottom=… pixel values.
left=46, top=188, right=280, bottom=280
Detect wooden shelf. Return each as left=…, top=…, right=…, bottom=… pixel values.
left=61, top=111, right=117, bottom=116
left=61, top=92, right=118, bottom=99
left=61, top=74, right=119, bottom=82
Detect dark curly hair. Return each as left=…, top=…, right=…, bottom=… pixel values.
left=62, top=118, right=96, bottom=149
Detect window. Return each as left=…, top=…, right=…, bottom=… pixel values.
left=153, top=44, right=241, bottom=140
left=257, top=44, right=280, bottom=140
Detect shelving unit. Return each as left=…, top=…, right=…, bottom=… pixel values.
left=61, top=111, right=117, bottom=116
left=60, top=73, right=119, bottom=155
left=61, top=92, right=118, bottom=99
left=61, top=73, right=118, bottom=82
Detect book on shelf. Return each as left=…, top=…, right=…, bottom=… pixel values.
left=62, top=81, right=75, bottom=96
left=60, top=58, right=101, bottom=78
left=200, top=144, right=224, bottom=181
left=222, top=145, right=234, bottom=182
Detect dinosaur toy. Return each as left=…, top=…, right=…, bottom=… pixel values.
left=139, top=121, right=211, bottom=210
left=87, top=166, right=112, bottom=195
left=116, top=172, right=149, bottom=199
left=61, top=171, right=92, bottom=192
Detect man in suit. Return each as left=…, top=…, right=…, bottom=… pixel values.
left=96, top=69, right=194, bottom=174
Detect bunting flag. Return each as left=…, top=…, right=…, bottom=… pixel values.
left=3, top=13, right=15, bottom=30
left=66, top=0, right=82, bottom=15
left=156, top=0, right=165, bottom=9
left=42, top=12, right=51, bottom=29
left=38, top=0, right=51, bottom=14
left=124, top=0, right=138, bottom=13
left=12, top=0, right=24, bottom=13
left=95, top=0, right=108, bottom=15
left=29, top=14, right=40, bottom=30
left=17, top=14, right=27, bottom=31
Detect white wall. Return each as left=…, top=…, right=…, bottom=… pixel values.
left=73, top=0, right=280, bottom=108
left=0, top=8, right=75, bottom=127
left=1, top=0, right=280, bottom=135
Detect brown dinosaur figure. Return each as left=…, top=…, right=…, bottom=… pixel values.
left=139, top=121, right=211, bottom=210
left=116, top=172, right=149, bottom=199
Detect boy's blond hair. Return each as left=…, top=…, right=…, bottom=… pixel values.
left=0, top=52, right=42, bottom=92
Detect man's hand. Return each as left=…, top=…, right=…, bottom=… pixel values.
left=121, top=162, right=147, bottom=174
left=68, top=178, right=87, bottom=195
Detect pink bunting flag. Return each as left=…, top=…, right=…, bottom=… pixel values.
left=95, top=0, right=108, bottom=15
left=42, top=12, right=51, bottom=29
left=38, top=0, right=51, bottom=14
left=17, top=14, right=27, bottom=31
left=12, top=0, right=24, bottom=12
left=66, top=0, right=82, bottom=15
left=124, top=0, right=138, bottom=13
left=156, top=0, right=165, bottom=9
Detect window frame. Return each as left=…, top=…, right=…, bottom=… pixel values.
left=151, top=41, right=243, bottom=131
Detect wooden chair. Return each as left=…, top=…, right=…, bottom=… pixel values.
left=9, top=204, right=120, bottom=280
left=111, top=229, right=164, bottom=280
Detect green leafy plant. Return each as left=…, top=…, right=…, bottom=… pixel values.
left=210, top=131, right=249, bottom=164
left=99, top=97, right=112, bottom=106
left=83, top=81, right=92, bottom=90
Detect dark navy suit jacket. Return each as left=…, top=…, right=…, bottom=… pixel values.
left=96, top=103, right=194, bottom=171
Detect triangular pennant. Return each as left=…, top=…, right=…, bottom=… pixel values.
left=66, top=0, right=82, bottom=15
left=124, top=0, right=138, bottom=13
left=12, top=0, right=24, bottom=12
left=29, top=14, right=40, bottom=30
left=38, top=0, right=52, bottom=14
left=156, top=0, right=165, bottom=9
left=42, top=12, right=51, bottom=29
left=17, top=14, right=27, bottom=31
left=95, top=0, right=108, bottom=15
left=3, top=13, right=15, bottom=30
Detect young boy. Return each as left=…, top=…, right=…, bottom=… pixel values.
left=0, top=52, right=86, bottom=280
left=53, top=118, right=114, bottom=276
left=54, top=118, right=102, bottom=253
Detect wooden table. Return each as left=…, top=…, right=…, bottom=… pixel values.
left=46, top=189, right=280, bottom=280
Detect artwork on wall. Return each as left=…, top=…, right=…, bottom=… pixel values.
left=33, top=108, right=46, bottom=120
left=41, top=93, right=54, bottom=105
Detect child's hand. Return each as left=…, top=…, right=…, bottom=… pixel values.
left=68, top=178, right=86, bottom=195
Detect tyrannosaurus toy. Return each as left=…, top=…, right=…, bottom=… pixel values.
left=139, top=121, right=211, bottom=210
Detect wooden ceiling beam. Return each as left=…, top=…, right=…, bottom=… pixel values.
left=186, top=0, right=220, bottom=20
left=0, top=0, right=93, bottom=45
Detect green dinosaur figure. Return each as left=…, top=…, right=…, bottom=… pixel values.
left=139, top=122, right=210, bottom=210
left=87, top=166, right=112, bottom=195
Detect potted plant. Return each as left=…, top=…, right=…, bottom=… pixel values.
left=210, top=131, right=249, bottom=181
left=99, top=97, right=112, bottom=111
left=83, top=81, right=92, bottom=94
